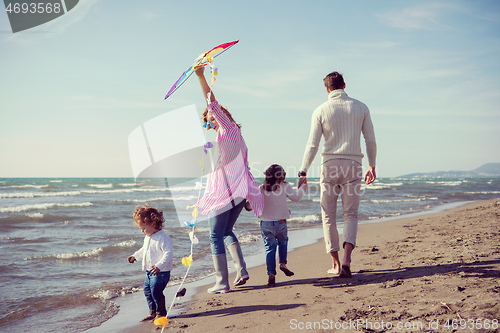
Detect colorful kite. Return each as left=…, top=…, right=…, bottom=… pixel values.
left=164, top=40, right=239, bottom=100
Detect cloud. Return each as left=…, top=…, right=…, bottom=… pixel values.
left=377, top=3, right=458, bottom=30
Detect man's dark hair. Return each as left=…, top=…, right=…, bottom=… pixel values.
left=323, top=71, right=345, bottom=91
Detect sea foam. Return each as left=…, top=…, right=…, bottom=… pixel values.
left=289, top=214, right=320, bottom=223
left=24, top=247, right=104, bottom=261
left=0, top=187, right=171, bottom=199
left=0, top=202, right=93, bottom=213
left=9, top=184, right=49, bottom=189
left=88, top=184, right=113, bottom=189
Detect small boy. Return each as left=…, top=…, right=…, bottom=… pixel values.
left=128, top=204, right=173, bottom=322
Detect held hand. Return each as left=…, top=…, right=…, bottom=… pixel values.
left=127, top=256, right=136, bottom=264
left=150, top=266, right=160, bottom=276
left=298, top=176, right=308, bottom=190
left=364, top=166, right=376, bottom=185
left=244, top=200, right=253, bottom=212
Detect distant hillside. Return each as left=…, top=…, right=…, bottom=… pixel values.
left=398, top=163, right=500, bottom=178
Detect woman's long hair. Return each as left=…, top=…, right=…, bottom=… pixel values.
left=263, top=164, right=286, bottom=192
left=202, top=105, right=241, bottom=129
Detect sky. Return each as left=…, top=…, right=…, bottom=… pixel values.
left=1, top=0, right=499, bottom=178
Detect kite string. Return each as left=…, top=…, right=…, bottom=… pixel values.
left=165, top=105, right=213, bottom=318
left=166, top=201, right=199, bottom=317
left=166, top=258, right=191, bottom=317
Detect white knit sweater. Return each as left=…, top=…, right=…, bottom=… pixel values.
left=301, top=89, right=377, bottom=172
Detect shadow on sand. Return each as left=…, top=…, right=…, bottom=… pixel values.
left=173, top=259, right=499, bottom=319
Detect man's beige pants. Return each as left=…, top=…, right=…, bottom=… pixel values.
left=320, top=159, right=363, bottom=253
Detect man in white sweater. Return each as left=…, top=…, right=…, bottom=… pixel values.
left=299, top=71, right=377, bottom=278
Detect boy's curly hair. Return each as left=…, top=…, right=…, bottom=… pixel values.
left=133, top=204, right=164, bottom=230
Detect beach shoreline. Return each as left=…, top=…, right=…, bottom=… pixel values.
left=89, top=198, right=500, bottom=332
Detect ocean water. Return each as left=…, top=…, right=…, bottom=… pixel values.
left=0, top=177, right=499, bottom=332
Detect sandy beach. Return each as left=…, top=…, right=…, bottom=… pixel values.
left=120, top=199, right=500, bottom=333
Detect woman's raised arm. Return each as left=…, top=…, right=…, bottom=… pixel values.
left=194, top=65, right=216, bottom=104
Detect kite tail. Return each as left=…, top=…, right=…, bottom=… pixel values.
left=166, top=229, right=194, bottom=318
left=165, top=122, right=212, bottom=319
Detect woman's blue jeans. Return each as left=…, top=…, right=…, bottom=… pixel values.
left=260, top=220, right=288, bottom=275
left=208, top=198, right=245, bottom=255
left=144, top=271, right=170, bottom=316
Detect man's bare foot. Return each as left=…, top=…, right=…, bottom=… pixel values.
left=339, top=265, right=352, bottom=278
left=328, top=251, right=341, bottom=275
left=327, top=267, right=341, bottom=274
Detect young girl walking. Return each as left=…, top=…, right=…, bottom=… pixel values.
left=259, top=164, right=307, bottom=286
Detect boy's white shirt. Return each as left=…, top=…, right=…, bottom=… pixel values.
left=132, top=229, right=173, bottom=272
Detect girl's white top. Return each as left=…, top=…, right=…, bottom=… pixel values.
left=132, top=230, right=173, bottom=272
left=259, top=182, right=306, bottom=221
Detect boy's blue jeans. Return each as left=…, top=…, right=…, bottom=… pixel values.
left=260, top=220, right=288, bottom=275
left=208, top=198, right=245, bottom=255
left=144, top=271, right=170, bottom=316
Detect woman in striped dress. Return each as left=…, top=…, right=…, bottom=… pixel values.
left=194, top=65, right=263, bottom=294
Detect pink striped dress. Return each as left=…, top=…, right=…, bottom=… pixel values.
left=197, top=101, right=263, bottom=216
